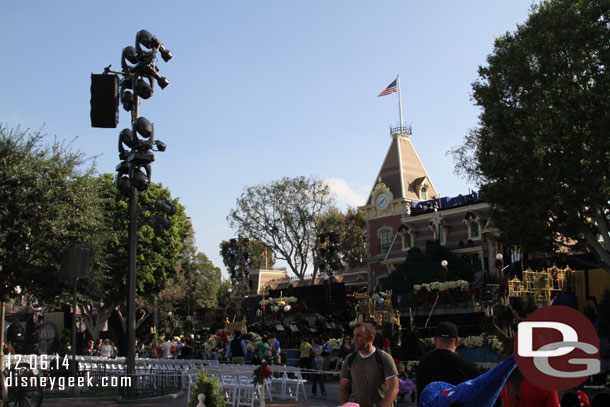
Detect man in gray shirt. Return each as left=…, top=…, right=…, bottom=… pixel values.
left=339, top=322, right=398, bottom=407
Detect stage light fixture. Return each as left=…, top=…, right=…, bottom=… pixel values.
left=136, top=30, right=156, bottom=50
left=156, top=75, right=170, bottom=89
left=118, top=128, right=134, bottom=159
left=122, top=46, right=138, bottom=67
left=135, top=77, right=154, bottom=99
left=159, top=45, right=173, bottom=62
left=121, top=90, right=134, bottom=111
left=154, top=140, right=166, bottom=152
left=136, top=30, right=173, bottom=62
left=135, top=117, right=153, bottom=138
left=133, top=165, right=151, bottom=191
left=118, top=175, right=131, bottom=195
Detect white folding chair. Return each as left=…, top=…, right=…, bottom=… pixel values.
left=281, top=366, right=308, bottom=401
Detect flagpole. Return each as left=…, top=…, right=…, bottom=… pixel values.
left=397, top=74, right=404, bottom=128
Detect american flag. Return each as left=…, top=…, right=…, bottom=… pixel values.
left=378, top=79, right=397, bottom=97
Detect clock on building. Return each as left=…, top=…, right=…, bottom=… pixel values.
left=376, top=193, right=389, bottom=209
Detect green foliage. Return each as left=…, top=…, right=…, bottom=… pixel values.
left=451, top=0, right=610, bottom=272
left=317, top=206, right=367, bottom=271
left=216, top=280, right=233, bottom=309
left=227, top=176, right=334, bottom=280
left=249, top=239, right=276, bottom=269
left=0, top=125, right=104, bottom=302
left=87, top=174, right=190, bottom=305
left=187, top=370, right=225, bottom=407
left=219, top=238, right=267, bottom=288
left=159, top=249, right=222, bottom=317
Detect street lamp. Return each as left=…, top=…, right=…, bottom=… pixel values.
left=93, top=29, right=173, bottom=398
left=496, top=253, right=504, bottom=280
left=441, top=260, right=448, bottom=280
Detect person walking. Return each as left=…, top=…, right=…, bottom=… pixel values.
left=415, top=321, right=480, bottom=406
left=339, top=322, right=398, bottom=407
left=100, top=339, right=113, bottom=358
left=150, top=337, right=160, bottom=358
left=311, top=347, right=327, bottom=396
left=160, top=336, right=174, bottom=359
left=374, top=323, right=392, bottom=354
left=335, top=334, right=354, bottom=370
left=225, top=330, right=247, bottom=364
left=299, top=336, right=313, bottom=372
left=83, top=340, right=96, bottom=356
left=270, top=333, right=281, bottom=364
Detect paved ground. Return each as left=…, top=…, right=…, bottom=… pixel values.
left=41, top=381, right=418, bottom=407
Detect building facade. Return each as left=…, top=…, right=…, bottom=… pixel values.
left=360, top=129, right=501, bottom=292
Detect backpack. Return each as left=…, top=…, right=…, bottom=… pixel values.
left=345, top=347, right=385, bottom=377
left=264, top=345, right=273, bottom=358
left=170, top=344, right=177, bottom=355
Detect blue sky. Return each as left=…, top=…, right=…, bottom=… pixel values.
left=2, top=1, right=535, bottom=278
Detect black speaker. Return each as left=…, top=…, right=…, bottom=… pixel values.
left=61, top=244, right=91, bottom=280
left=90, top=74, right=119, bottom=128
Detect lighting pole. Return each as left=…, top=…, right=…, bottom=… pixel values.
left=441, top=259, right=448, bottom=281
left=94, top=30, right=172, bottom=398
left=495, top=253, right=504, bottom=280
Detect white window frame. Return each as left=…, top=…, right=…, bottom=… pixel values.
left=378, top=226, right=393, bottom=255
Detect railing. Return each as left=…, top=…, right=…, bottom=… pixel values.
left=249, top=266, right=287, bottom=271
left=390, top=125, right=412, bottom=135
left=1, top=355, right=221, bottom=397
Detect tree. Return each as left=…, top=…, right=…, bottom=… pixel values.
left=317, top=206, right=367, bottom=270
left=452, top=0, right=610, bottom=273
left=169, top=227, right=222, bottom=311
left=79, top=174, right=190, bottom=342
left=219, top=238, right=275, bottom=290
left=0, top=126, right=104, bottom=302
left=227, top=176, right=333, bottom=280
left=156, top=254, right=220, bottom=334
left=216, top=280, right=234, bottom=310
left=219, top=237, right=252, bottom=293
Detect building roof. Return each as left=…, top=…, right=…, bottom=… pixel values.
left=366, top=133, right=438, bottom=205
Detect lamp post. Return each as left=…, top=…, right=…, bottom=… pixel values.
left=495, top=253, right=504, bottom=280
left=316, top=232, right=340, bottom=305
left=441, top=260, right=448, bottom=280
left=95, top=30, right=172, bottom=398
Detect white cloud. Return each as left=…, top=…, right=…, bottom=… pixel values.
left=324, top=178, right=367, bottom=209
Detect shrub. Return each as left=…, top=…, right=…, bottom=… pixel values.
left=187, top=370, right=225, bottom=407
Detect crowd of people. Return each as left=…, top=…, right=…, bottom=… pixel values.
left=56, top=319, right=610, bottom=407
left=75, top=333, right=210, bottom=360
left=338, top=321, right=610, bottom=407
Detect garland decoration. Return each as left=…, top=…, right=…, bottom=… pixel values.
left=251, top=361, right=272, bottom=385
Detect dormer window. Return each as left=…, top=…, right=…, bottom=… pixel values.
left=464, top=211, right=482, bottom=240
left=420, top=186, right=428, bottom=200
left=471, top=221, right=480, bottom=238
left=401, top=232, right=412, bottom=249
left=439, top=225, right=448, bottom=245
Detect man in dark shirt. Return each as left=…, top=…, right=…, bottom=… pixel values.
left=416, top=321, right=480, bottom=406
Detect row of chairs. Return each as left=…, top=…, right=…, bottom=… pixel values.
left=186, top=364, right=308, bottom=407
